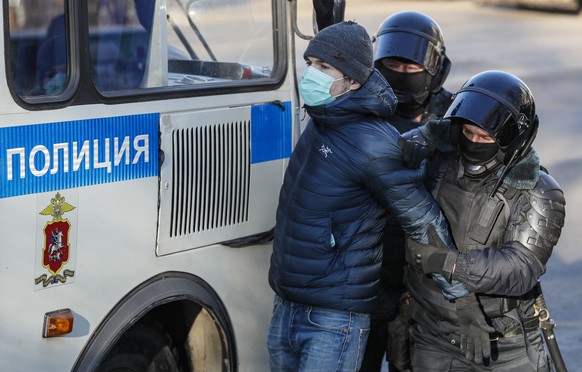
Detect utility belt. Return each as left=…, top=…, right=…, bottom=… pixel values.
left=478, top=294, right=519, bottom=318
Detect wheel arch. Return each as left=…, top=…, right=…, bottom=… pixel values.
left=73, top=271, right=237, bottom=371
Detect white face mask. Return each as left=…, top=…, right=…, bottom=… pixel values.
left=299, top=66, right=348, bottom=106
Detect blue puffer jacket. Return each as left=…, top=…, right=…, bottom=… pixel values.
left=268, top=70, right=451, bottom=313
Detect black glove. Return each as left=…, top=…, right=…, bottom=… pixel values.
left=398, top=128, right=433, bottom=169
left=406, top=225, right=458, bottom=281
left=455, top=293, right=496, bottom=364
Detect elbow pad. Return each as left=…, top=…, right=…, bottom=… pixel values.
left=511, top=172, right=565, bottom=265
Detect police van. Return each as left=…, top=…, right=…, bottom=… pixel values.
left=0, top=0, right=333, bottom=370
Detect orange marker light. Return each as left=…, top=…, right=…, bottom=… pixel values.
left=43, top=308, right=74, bottom=338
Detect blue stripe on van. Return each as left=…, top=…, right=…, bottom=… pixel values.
left=0, top=113, right=159, bottom=198
left=250, top=101, right=292, bottom=164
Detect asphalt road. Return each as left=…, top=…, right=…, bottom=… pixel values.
left=295, top=1, right=582, bottom=369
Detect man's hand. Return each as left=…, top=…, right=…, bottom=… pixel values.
left=398, top=128, right=432, bottom=169
left=455, top=293, right=496, bottom=364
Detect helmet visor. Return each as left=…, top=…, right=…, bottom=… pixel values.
left=374, top=30, right=441, bottom=75
left=444, top=91, right=521, bottom=149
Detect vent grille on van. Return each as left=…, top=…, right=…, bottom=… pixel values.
left=170, top=121, right=250, bottom=237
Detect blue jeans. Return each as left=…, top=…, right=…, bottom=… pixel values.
left=267, top=294, right=371, bottom=372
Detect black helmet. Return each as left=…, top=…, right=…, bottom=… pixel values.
left=444, top=70, right=538, bottom=165
left=373, top=11, right=451, bottom=92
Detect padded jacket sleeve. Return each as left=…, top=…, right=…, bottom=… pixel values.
left=364, top=138, right=450, bottom=247
left=453, top=242, right=545, bottom=296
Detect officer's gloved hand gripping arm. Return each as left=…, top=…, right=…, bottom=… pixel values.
left=399, top=119, right=457, bottom=169
left=406, top=224, right=467, bottom=299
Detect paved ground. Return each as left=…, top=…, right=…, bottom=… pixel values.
left=295, top=1, right=582, bottom=369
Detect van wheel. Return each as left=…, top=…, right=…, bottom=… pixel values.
left=97, top=323, right=181, bottom=372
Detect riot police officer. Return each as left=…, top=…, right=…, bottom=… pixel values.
left=404, top=70, right=566, bottom=371
left=374, top=11, right=452, bottom=130
left=360, top=11, right=453, bottom=372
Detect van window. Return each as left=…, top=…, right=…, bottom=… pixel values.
left=87, top=0, right=276, bottom=92
left=8, top=0, right=276, bottom=99
left=9, top=0, right=67, bottom=97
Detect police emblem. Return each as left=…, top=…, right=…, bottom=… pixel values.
left=35, top=192, right=76, bottom=287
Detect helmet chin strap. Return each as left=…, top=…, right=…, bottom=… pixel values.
left=462, top=150, right=518, bottom=197
left=462, top=157, right=500, bottom=177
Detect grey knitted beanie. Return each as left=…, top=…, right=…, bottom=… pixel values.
left=303, top=21, right=373, bottom=85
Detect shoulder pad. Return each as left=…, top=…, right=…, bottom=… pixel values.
left=530, top=171, right=565, bottom=203
left=512, top=172, right=565, bottom=265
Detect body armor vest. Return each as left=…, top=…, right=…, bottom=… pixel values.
left=407, top=160, right=532, bottom=322
left=435, top=162, right=517, bottom=253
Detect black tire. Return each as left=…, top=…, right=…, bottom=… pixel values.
left=97, top=323, right=181, bottom=372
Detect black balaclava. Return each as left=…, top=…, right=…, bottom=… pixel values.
left=379, top=67, right=432, bottom=119
left=458, top=134, right=501, bottom=177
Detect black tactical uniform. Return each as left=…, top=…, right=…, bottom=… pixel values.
left=405, top=70, right=566, bottom=371
left=361, top=11, right=453, bottom=372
